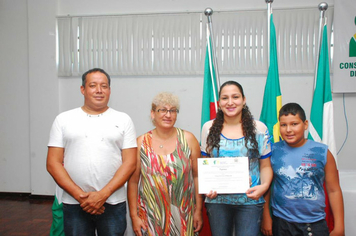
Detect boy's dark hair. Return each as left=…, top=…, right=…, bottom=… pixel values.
left=81, top=68, right=111, bottom=87
left=279, top=103, right=306, bottom=122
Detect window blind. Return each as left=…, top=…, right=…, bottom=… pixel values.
left=57, top=7, right=333, bottom=76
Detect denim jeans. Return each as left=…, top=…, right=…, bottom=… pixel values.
left=63, top=202, right=127, bottom=236
left=272, top=216, right=329, bottom=236
left=206, top=203, right=264, bottom=236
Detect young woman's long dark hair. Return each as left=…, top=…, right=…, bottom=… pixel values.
left=206, top=81, right=259, bottom=158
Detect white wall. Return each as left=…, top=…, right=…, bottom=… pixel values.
left=56, top=0, right=334, bottom=15
left=1, top=0, right=355, bottom=197
left=27, top=0, right=59, bottom=195
left=0, top=0, right=31, bottom=192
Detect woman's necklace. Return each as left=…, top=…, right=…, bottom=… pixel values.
left=155, top=130, right=175, bottom=148
left=158, top=137, right=170, bottom=148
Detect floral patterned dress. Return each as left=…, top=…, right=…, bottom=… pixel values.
left=137, top=128, right=195, bottom=236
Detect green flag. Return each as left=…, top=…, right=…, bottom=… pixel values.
left=260, top=14, right=282, bottom=143
left=308, top=24, right=337, bottom=160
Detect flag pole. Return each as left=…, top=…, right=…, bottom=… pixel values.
left=204, top=8, right=221, bottom=89
left=205, top=24, right=219, bottom=115
left=313, top=2, right=328, bottom=90
left=266, top=0, right=273, bottom=67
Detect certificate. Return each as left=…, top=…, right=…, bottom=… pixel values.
left=198, top=157, right=249, bottom=194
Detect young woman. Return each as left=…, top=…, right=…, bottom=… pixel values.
left=200, top=81, right=273, bottom=236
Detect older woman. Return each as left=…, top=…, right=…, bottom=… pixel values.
left=128, top=92, right=203, bottom=236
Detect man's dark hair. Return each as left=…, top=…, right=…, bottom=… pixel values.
left=81, top=68, right=111, bottom=87
left=279, top=102, right=306, bottom=122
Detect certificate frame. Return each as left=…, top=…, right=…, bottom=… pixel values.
left=198, top=157, right=249, bottom=194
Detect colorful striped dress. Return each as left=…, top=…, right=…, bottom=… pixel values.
left=138, top=128, right=195, bottom=236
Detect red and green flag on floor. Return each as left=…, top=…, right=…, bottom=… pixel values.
left=201, top=30, right=219, bottom=129
left=199, top=24, right=218, bottom=236
left=308, top=24, right=337, bottom=160
left=308, top=23, right=337, bottom=232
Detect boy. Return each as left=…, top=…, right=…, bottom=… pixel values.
left=261, top=103, right=344, bottom=236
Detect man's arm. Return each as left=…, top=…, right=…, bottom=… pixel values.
left=80, top=147, right=137, bottom=214
left=46, top=147, right=88, bottom=204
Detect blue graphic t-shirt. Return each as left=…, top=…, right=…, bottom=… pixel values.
left=200, top=120, right=271, bottom=205
left=271, top=140, right=327, bottom=223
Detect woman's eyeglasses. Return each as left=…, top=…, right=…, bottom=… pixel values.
left=156, top=108, right=179, bottom=115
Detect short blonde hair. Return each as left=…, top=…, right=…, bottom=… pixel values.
left=151, top=92, right=180, bottom=111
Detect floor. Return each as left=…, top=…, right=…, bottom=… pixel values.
left=0, top=193, right=212, bottom=236
left=0, top=193, right=53, bottom=236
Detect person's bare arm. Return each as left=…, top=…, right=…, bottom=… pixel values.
left=47, top=147, right=105, bottom=214
left=47, top=147, right=86, bottom=202
left=80, top=147, right=137, bottom=214
left=246, top=157, right=273, bottom=200
left=46, top=147, right=103, bottom=208
left=127, top=136, right=146, bottom=236
left=261, top=186, right=273, bottom=236
left=325, top=150, right=345, bottom=236
left=186, top=131, right=204, bottom=233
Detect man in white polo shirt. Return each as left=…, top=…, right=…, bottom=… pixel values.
left=46, top=68, right=137, bottom=236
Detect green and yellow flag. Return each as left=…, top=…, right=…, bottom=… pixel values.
left=260, top=14, right=282, bottom=143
